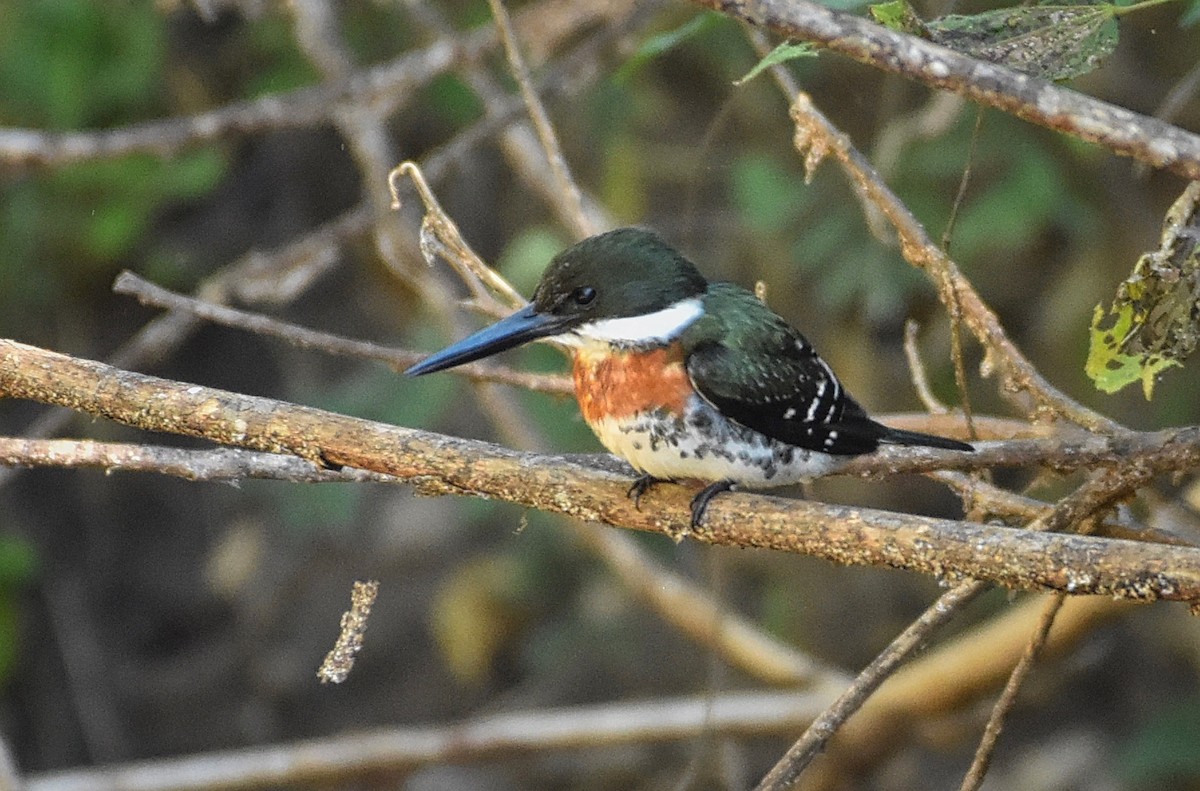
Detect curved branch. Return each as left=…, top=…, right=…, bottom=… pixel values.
left=4, top=339, right=1200, bottom=604
left=693, top=0, right=1200, bottom=180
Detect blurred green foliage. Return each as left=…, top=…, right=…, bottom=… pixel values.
left=1119, top=697, right=1200, bottom=785
left=0, top=0, right=227, bottom=336
left=1181, top=0, right=1200, bottom=24
left=0, top=535, right=37, bottom=684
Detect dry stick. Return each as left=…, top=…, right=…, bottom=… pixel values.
left=566, top=521, right=852, bottom=687
left=903, top=319, right=950, bottom=414
left=957, top=593, right=1068, bottom=791
left=6, top=339, right=1200, bottom=603
left=956, top=472, right=1122, bottom=790
left=940, top=107, right=986, bottom=440
left=0, top=204, right=368, bottom=493
left=0, top=0, right=611, bottom=168
left=933, top=469, right=1195, bottom=548
left=486, top=0, right=596, bottom=239
left=23, top=689, right=836, bottom=791
left=691, top=0, right=1200, bottom=181
left=406, top=0, right=616, bottom=236
left=18, top=598, right=1134, bottom=791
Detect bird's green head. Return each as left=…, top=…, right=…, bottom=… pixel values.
left=530, top=227, right=707, bottom=324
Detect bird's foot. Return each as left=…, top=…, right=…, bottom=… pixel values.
left=627, top=473, right=666, bottom=509
left=689, top=480, right=736, bottom=528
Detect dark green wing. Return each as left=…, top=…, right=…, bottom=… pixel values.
left=683, top=284, right=889, bottom=455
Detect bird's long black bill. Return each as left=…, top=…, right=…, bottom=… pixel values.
left=405, top=304, right=569, bottom=376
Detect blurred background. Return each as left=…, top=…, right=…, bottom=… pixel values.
left=1, top=0, right=1199, bottom=789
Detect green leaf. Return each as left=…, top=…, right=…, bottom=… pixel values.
left=1086, top=182, right=1200, bottom=399
left=734, top=41, right=817, bottom=86
left=869, top=0, right=930, bottom=35
left=927, top=0, right=1119, bottom=80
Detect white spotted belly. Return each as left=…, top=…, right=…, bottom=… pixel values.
left=587, top=397, right=846, bottom=487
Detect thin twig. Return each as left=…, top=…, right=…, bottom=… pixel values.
left=486, top=0, right=596, bottom=238
left=957, top=593, right=1067, bottom=791
left=0, top=30, right=491, bottom=165
left=389, top=162, right=525, bottom=311
left=903, top=319, right=948, bottom=414
left=821, top=594, right=1132, bottom=772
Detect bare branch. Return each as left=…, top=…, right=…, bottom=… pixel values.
left=4, top=339, right=1200, bottom=604
left=23, top=689, right=833, bottom=791
left=820, top=594, right=1133, bottom=772
left=694, top=0, right=1200, bottom=181
left=486, top=0, right=596, bottom=238
left=0, top=438, right=395, bottom=483
left=0, top=32, right=488, bottom=165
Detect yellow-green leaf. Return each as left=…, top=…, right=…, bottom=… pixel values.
left=1086, top=182, right=1200, bottom=399
left=1087, top=304, right=1180, bottom=398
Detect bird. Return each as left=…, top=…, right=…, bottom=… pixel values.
left=406, top=227, right=973, bottom=526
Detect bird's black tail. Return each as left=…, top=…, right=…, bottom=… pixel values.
left=882, top=427, right=974, bottom=452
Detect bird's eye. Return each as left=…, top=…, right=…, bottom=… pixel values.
left=573, top=286, right=597, bottom=306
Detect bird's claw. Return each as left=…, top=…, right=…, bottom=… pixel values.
left=688, top=480, right=736, bottom=528
left=627, top=473, right=663, bottom=509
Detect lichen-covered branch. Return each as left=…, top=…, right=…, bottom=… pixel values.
left=4, top=338, right=1200, bottom=604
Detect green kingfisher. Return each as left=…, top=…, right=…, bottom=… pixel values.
left=407, top=228, right=973, bottom=525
